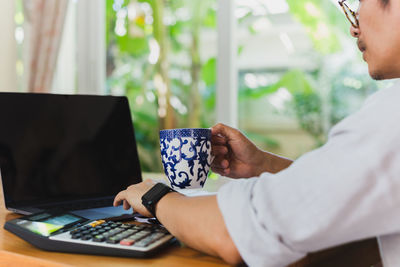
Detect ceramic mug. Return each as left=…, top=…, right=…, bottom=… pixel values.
left=159, top=128, right=212, bottom=189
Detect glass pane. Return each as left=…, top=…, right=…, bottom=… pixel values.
left=106, top=0, right=217, bottom=172
left=236, top=0, right=390, bottom=159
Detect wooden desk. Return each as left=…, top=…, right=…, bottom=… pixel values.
left=0, top=181, right=382, bottom=267
left=0, top=206, right=230, bottom=266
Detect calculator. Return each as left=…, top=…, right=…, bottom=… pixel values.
left=4, top=211, right=176, bottom=258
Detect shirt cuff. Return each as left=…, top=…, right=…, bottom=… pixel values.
left=217, top=177, right=305, bottom=267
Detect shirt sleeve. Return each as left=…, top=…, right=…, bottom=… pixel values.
left=217, top=178, right=306, bottom=267
left=217, top=86, right=400, bottom=267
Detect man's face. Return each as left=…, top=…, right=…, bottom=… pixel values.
left=351, top=0, right=400, bottom=80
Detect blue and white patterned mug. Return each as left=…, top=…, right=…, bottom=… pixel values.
left=159, top=128, right=212, bottom=189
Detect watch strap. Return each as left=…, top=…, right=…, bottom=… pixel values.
left=141, top=183, right=175, bottom=219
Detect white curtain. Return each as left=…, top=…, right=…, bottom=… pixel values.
left=24, top=0, right=69, bottom=93
left=0, top=0, right=17, bottom=92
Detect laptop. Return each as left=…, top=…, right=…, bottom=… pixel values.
left=0, top=93, right=143, bottom=220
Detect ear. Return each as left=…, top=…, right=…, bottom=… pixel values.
left=350, top=26, right=360, bottom=37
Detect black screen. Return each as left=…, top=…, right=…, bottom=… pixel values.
left=0, top=93, right=142, bottom=207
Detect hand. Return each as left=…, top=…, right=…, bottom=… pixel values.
left=211, top=123, right=268, bottom=178
left=113, top=179, right=158, bottom=217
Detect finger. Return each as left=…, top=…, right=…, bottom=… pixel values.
left=211, top=166, right=231, bottom=176
left=211, top=159, right=229, bottom=170
left=211, top=123, right=237, bottom=141
left=211, top=156, right=229, bottom=169
left=211, top=145, right=228, bottom=156
left=211, top=166, right=226, bottom=173
left=211, top=134, right=226, bottom=145
left=123, top=200, right=131, bottom=210
left=113, top=191, right=124, bottom=206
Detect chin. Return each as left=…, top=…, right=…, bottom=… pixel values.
left=368, top=65, right=386, bottom=80
left=369, top=67, right=400, bottom=80
left=370, top=72, right=385, bottom=80
left=368, top=58, right=400, bottom=80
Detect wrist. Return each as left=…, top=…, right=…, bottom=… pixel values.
left=262, top=150, right=293, bottom=174
left=141, top=183, right=176, bottom=219
left=155, top=192, right=183, bottom=220
left=253, top=149, right=271, bottom=175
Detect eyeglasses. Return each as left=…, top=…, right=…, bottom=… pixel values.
left=338, top=0, right=359, bottom=28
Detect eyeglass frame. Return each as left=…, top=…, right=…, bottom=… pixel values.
left=338, top=0, right=359, bottom=28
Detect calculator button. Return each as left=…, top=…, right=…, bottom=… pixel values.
left=132, top=225, right=145, bottom=230
left=92, top=235, right=105, bottom=242
left=124, top=229, right=136, bottom=235
left=69, top=228, right=81, bottom=234
left=120, top=232, right=133, bottom=239
left=135, top=239, right=152, bottom=247
left=71, top=234, right=82, bottom=239
left=81, top=235, right=92, bottom=241
left=129, top=231, right=149, bottom=241
left=89, top=220, right=104, bottom=227
left=106, top=237, right=121, bottom=244
left=149, top=233, right=164, bottom=240
left=120, top=239, right=135, bottom=246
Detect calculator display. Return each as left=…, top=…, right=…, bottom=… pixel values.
left=17, top=214, right=83, bottom=237
left=18, top=221, right=63, bottom=236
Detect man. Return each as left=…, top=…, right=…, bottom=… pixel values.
left=114, top=0, right=400, bottom=265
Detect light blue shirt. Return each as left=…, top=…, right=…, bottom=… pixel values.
left=217, top=80, right=400, bottom=267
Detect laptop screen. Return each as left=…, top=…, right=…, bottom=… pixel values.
left=0, top=93, right=142, bottom=209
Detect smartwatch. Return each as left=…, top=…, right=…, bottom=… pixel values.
left=141, top=183, right=176, bottom=219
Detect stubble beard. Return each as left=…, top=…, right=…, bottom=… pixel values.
left=371, top=72, right=385, bottom=80
left=359, top=40, right=386, bottom=80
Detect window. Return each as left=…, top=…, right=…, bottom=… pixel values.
left=14, top=0, right=395, bottom=173
left=106, top=0, right=217, bottom=171
left=236, top=0, right=393, bottom=159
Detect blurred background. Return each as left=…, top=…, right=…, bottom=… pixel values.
left=0, top=0, right=395, bottom=174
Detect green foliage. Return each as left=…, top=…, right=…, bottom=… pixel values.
left=106, top=0, right=218, bottom=172
left=202, top=58, right=216, bottom=86
left=286, top=0, right=347, bottom=54
left=118, top=36, right=149, bottom=56
left=240, top=70, right=324, bottom=143
left=106, top=0, right=377, bottom=170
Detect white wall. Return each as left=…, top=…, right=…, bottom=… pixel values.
left=0, top=0, right=17, bottom=91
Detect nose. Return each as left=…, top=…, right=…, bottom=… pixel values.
left=350, top=26, right=360, bottom=38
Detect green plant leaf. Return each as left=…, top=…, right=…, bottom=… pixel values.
left=202, top=58, right=216, bottom=86
left=117, top=35, right=149, bottom=56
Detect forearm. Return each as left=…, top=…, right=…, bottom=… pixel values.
left=155, top=193, right=242, bottom=265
